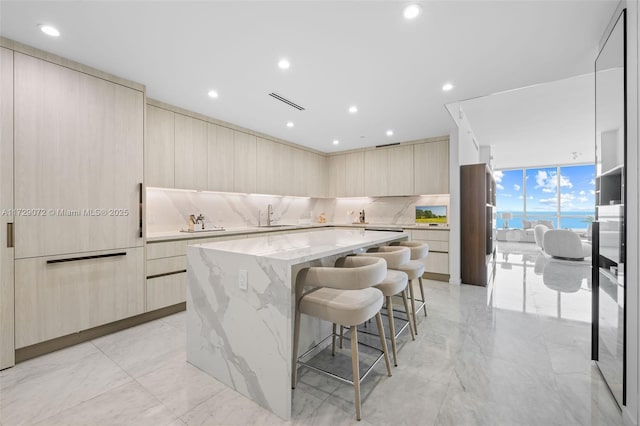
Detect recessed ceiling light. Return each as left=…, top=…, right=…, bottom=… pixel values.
left=333, top=140, right=340, bottom=145
left=39, top=24, right=60, bottom=37
left=286, top=121, right=294, bottom=128
left=278, top=59, right=290, bottom=69
left=403, top=4, right=421, bottom=20
left=442, top=82, right=454, bottom=92
left=207, top=90, right=219, bottom=99
left=348, top=106, right=358, bottom=114
left=386, top=130, right=394, bottom=136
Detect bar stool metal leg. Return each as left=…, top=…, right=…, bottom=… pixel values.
left=292, top=307, right=301, bottom=388
left=351, top=326, right=361, bottom=421
left=386, top=296, right=398, bottom=366
left=332, top=323, right=337, bottom=356
left=375, top=312, right=393, bottom=376
left=408, top=280, right=418, bottom=335
left=401, top=289, right=416, bottom=340
left=419, top=277, right=428, bottom=316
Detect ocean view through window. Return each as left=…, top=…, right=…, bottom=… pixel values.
left=494, top=164, right=595, bottom=232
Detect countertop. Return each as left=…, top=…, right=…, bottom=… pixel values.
left=147, top=222, right=448, bottom=242
left=188, top=228, right=409, bottom=264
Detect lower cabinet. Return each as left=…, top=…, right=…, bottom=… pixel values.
left=410, top=229, right=450, bottom=279
left=15, top=247, right=144, bottom=348
left=147, top=272, right=186, bottom=312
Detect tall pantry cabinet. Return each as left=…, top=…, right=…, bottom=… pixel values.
left=0, top=47, right=15, bottom=369
left=1, top=49, right=145, bottom=358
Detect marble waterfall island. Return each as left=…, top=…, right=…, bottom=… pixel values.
left=186, top=229, right=407, bottom=420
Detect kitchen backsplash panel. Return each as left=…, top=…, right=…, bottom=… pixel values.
left=146, top=188, right=450, bottom=233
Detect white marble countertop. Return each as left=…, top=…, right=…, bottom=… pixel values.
left=147, top=223, right=447, bottom=242
left=190, top=229, right=409, bottom=264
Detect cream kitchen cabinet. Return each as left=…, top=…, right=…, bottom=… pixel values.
left=410, top=229, right=450, bottom=278
left=208, top=124, right=235, bottom=192
left=146, top=105, right=175, bottom=188
left=145, top=235, right=247, bottom=311
left=307, top=152, right=327, bottom=197
left=364, top=149, right=388, bottom=196
left=414, top=140, right=449, bottom=194
left=387, top=145, right=414, bottom=195
left=175, top=114, right=208, bottom=190
left=344, top=151, right=365, bottom=197
left=14, top=52, right=144, bottom=259
left=233, top=131, right=257, bottom=193
left=15, top=247, right=145, bottom=348
left=1, top=47, right=14, bottom=368
left=328, top=155, right=346, bottom=197
left=257, top=138, right=287, bottom=195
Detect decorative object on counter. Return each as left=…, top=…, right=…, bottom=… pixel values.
left=359, top=209, right=366, bottom=224
left=318, top=212, right=326, bottom=223
left=181, top=213, right=225, bottom=232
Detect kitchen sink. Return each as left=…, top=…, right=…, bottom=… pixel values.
left=258, top=224, right=290, bottom=228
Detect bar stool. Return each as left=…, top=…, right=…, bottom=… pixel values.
left=389, top=241, right=428, bottom=333
left=357, top=246, right=415, bottom=366
left=292, top=256, right=392, bottom=421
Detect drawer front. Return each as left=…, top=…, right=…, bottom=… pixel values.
left=146, top=272, right=186, bottom=312
left=425, top=240, right=449, bottom=252
left=424, top=251, right=449, bottom=275
left=147, top=256, right=186, bottom=277
left=411, top=229, right=449, bottom=242
left=146, top=240, right=188, bottom=259
left=188, top=235, right=246, bottom=245
left=15, top=247, right=144, bottom=348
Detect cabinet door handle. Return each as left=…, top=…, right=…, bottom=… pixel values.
left=46, top=252, right=126, bottom=264
left=147, top=269, right=187, bottom=279
left=138, top=182, right=143, bottom=238
left=6, top=223, right=13, bottom=248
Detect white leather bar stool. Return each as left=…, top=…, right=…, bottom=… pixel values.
left=357, top=246, right=415, bottom=366
left=389, top=241, right=428, bottom=333
left=292, top=256, right=392, bottom=421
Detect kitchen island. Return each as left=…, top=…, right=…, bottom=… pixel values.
left=186, top=228, right=407, bottom=420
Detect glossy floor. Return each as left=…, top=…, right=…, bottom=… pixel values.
left=0, top=242, right=622, bottom=425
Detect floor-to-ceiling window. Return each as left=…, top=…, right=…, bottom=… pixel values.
left=495, top=164, right=595, bottom=232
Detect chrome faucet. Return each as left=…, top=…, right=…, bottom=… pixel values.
left=195, top=214, right=205, bottom=230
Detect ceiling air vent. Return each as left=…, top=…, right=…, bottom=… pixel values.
left=375, top=142, right=401, bottom=148
left=268, top=92, right=305, bottom=111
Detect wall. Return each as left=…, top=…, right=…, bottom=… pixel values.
left=448, top=129, right=462, bottom=284
left=146, top=188, right=450, bottom=233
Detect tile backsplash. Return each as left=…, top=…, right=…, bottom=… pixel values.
left=146, top=188, right=449, bottom=233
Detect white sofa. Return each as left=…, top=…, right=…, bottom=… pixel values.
left=543, top=229, right=592, bottom=260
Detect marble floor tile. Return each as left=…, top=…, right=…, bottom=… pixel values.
left=180, top=387, right=285, bottom=426
left=0, top=241, right=624, bottom=426
left=135, top=352, right=228, bottom=417
left=34, top=381, right=179, bottom=426
left=162, top=311, right=187, bottom=331
left=92, top=320, right=186, bottom=378
left=0, top=343, right=131, bottom=425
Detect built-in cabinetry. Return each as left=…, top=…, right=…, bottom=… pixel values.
left=328, top=137, right=448, bottom=198
left=0, top=47, right=15, bottom=369
left=9, top=51, right=145, bottom=350
left=146, top=102, right=327, bottom=197
left=460, top=163, right=496, bottom=286
left=363, top=145, right=414, bottom=196
left=414, top=140, right=449, bottom=194
left=409, top=229, right=450, bottom=279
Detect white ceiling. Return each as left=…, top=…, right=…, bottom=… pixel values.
left=0, top=1, right=617, bottom=153
left=451, top=73, right=596, bottom=170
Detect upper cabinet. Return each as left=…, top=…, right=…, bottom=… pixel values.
left=364, top=145, right=414, bottom=196
left=174, top=114, right=208, bottom=190
left=14, top=53, right=144, bottom=258
left=208, top=124, right=234, bottom=192
left=233, top=130, right=257, bottom=193
left=414, top=140, right=449, bottom=194
left=328, top=155, right=346, bottom=197
left=344, top=151, right=365, bottom=197
left=146, top=105, right=175, bottom=188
